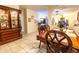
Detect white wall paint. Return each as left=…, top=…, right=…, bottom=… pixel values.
left=20, top=12, right=25, bottom=32
left=37, top=11, right=48, bottom=19
left=36, top=11, right=48, bottom=23
left=26, top=8, right=38, bottom=33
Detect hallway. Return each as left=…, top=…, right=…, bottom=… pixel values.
left=0, top=32, right=46, bottom=53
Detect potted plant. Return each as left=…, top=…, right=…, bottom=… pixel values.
left=58, top=17, right=68, bottom=31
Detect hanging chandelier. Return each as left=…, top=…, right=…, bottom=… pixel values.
left=53, top=9, right=63, bottom=15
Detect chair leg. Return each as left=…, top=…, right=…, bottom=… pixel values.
left=37, top=36, right=39, bottom=40
left=46, top=46, right=49, bottom=53
left=39, top=41, right=41, bottom=48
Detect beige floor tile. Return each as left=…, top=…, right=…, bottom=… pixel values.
left=0, top=32, right=46, bottom=53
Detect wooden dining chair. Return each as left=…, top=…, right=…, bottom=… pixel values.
left=37, top=24, right=50, bottom=48
left=45, top=30, right=79, bottom=53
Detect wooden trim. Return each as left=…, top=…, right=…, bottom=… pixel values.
left=17, top=12, right=20, bottom=28
left=0, top=23, right=1, bottom=30
left=8, top=10, right=12, bottom=29
left=0, top=5, right=9, bottom=10
left=0, top=5, right=22, bottom=45
left=0, top=5, right=21, bottom=13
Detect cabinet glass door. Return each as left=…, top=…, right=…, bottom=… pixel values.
left=11, top=10, right=18, bottom=28
left=0, top=9, right=9, bottom=29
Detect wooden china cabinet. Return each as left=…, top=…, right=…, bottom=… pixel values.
left=0, top=5, right=22, bottom=45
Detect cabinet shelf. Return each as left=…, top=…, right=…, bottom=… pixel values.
left=0, top=5, right=22, bottom=45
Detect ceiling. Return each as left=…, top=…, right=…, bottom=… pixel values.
left=20, top=5, right=79, bottom=12
left=20, top=5, right=48, bottom=11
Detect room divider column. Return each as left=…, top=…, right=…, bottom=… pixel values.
left=48, top=8, right=52, bottom=29
left=77, top=12, right=79, bottom=23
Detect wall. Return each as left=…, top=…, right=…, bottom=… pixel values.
left=63, top=11, right=78, bottom=27
left=47, top=6, right=79, bottom=29
left=20, top=9, right=25, bottom=33
left=37, top=11, right=48, bottom=19
left=48, top=9, right=53, bottom=28
left=26, top=8, right=38, bottom=34
left=36, top=11, right=48, bottom=23
left=5, top=5, right=78, bottom=34
left=52, top=11, right=78, bottom=27
left=48, top=8, right=78, bottom=28
left=7, top=5, right=38, bottom=34
left=26, top=9, right=48, bottom=34
left=19, top=7, right=27, bottom=34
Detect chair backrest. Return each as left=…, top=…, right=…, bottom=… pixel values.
left=45, top=30, right=73, bottom=53
left=38, top=24, right=50, bottom=35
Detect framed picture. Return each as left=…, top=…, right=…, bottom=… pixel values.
left=28, top=18, right=31, bottom=22
left=28, top=16, right=35, bottom=22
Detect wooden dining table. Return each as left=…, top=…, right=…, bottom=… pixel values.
left=52, top=28, right=79, bottom=49
left=66, top=30, right=79, bottom=49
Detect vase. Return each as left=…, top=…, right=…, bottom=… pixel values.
left=60, top=28, right=63, bottom=31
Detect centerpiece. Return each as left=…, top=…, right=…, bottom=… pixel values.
left=58, top=17, right=69, bottom=31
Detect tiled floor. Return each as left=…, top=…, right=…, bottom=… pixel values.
left=0, top=32, right=46, bottom=53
